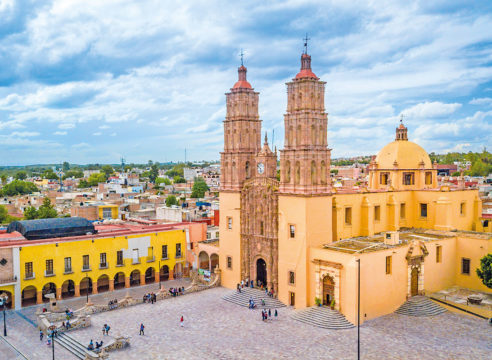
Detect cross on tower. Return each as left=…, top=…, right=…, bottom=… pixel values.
left=303, top=33, right=310, bottom=54
left=400, top=114, right=406, bottom=124
left=240, top=49, right=244, bottom=66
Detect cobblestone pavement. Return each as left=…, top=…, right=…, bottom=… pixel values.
left=63, top=287, right=490, bottom=360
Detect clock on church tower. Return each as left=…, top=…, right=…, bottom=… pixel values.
left=255, top=133, right=277, bottom=178
left=257, top=162, right=264, bottom=174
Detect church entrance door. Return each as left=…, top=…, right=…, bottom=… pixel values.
left=256, top=258, right=267, bottom=287
left=410, top=267, right=419, bottom=296
left=322, top=275, right=334, bottom=306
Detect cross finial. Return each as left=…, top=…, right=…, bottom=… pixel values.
left=400, top=114, right=405, bottom=123
left=240, top=49, right=244, bottom=66
left=303, top=33, right=310, bottom=54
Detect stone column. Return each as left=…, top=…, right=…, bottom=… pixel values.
left=154, top=270, right=160, bottom=284
left=169, top=269, right=174, bottom=280
left=36, top=291, right=43, bottom=304
left=74, top=284, right=80, bottom=297
left=109, top=279, right=114, bottom=292
left=125, top=277, right=130, bottom=288
left=56, top=287, right=62, bottom=300
left=140, top=273, right=146, bottom=286
left=92, top=285, right=98, bottom=295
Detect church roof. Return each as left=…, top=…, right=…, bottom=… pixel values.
left=294, top=53, right=319, bottom=80
left=375, top=140, right=432, bottom=169
left=233, top=65, right=252, bottom=89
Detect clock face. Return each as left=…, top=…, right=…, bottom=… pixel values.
left=257, top=162, right=265, bottom=174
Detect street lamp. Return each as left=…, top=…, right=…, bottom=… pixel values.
left=48, top=325, right=57, bottom=360
left=85, top=275, right=89, bottom=303
left=356, top=259, right=360, bottom=360
left=158, top=260, right=162, bottom=290
left=0, top=293, right=7, bottom=337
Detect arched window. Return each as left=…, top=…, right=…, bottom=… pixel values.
left=285, top=161, right=291, bottom=183
left=311, top=124, right=316, bottom=145
left=311, top=160, right=317, bottom=185
left=296, top=125, right=301, bottom=147
left=245, top=161, right=251, bottom=179
left=319, top=125, right=324, bottom=145
left=288, top=126, right=293, bottom=146
left=321, top=161, right=326, bottom=184
left=295, top=162, right=301, bottom=185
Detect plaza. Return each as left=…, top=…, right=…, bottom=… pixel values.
left=1, top=285, right=490, bottom=359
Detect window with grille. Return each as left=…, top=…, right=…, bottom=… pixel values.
left=100, top=253, right=107, bottom=267
left=420, top=203, right=428, bottom=218
left=25, top=262, right=33, bottom=278
left=461, top=258, right=470, bottom=275
left=64, top=257, right=72, bottom=272
left=289, top=271, right=295, bottom=285
left=176, top=243, right=182, bottom=258
left=83, top=255, right=90, bottom=270
left=116, top=250, right=123, bottom=265
left=162, top=245, right=168, bottom=259
left=385, top=256, right=392, bottom=275
left=46, top=259, right=54, bottom=275
left=289, top=225, right=295, bottom=238
left=403, top=172, right=415, bottom=185
left=227, top=256, right=232, bottom=269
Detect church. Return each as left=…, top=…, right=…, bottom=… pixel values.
left=218, top=47, right=490, bottom=325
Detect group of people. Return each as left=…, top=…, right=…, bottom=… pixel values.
left=143, top=293, right=157, bottom=303
left=61, top=320, right=71, bottom=329
left=261, top=308, right=278, bottom=321
left=65, top=308, right=74, bottom=319
left=42, top=329, right=57, bottom=346
left=169, top=287, right=185, bottom=297
left=108, top=299, right=118, bottom=309
left=87, top=339, right=104, bottom=351
left=248, top=297, right=256, bottom=309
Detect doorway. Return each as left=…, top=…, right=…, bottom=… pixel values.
left=256, top=258, right=267, bottom=287
left=411, top=267, right=419, bottom=296
left=322, top=275, right=335, bottom=306
left=289, top=291, right=295, bottom=306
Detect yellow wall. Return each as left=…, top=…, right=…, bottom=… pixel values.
left=454, top=235, right=491, bottom=292
left=19, top=229, right=186, bottom=301
left=98, top=205, right=119, bottom=219
left=218, top=191, right=242, bottom=289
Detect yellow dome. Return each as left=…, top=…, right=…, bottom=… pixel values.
left=375, top=140, right=432, bottom=169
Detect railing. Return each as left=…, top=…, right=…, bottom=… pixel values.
left=44, top=270, right=55, bottom=277
left=64, top=268, right=72, bottom=274
left=99, top=262, right=108, bottom=269
left=146, top=256, right=155, bottom=263
left=82, top=265, right=91, bottom=271
left=0, top=276, right=17, bottom=284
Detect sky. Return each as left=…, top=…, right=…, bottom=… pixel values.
left=0, top=0, right=492, bottom=165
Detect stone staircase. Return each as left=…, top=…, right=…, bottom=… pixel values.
left=290, top=306, right=355, bottom=330
left=54, top=332, right=98, bottom=360
left=222, top=287, right=286, bottom=309
left=395, top=296, right=446, bottom=317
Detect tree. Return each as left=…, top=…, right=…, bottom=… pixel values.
left=149, top=164, right=159, bottom=183
left=191, top=177, right=209, bottom=198
left=37, top=198, right=58, bottom=219
left=476, top=254, right=492, bottom=289
left=62, top=162, right=70, bottom=171
left=101, top=165, right=114, bottom=177
left=15, top=171, right=27, bottom=180
left=451, top=171, right=460, bottom=177
left=88, top=172, right=107, bottom=186
left=42, top=169, right=58, bottom=180
left=156, top=177, right=171, bottom=186
left=0, top=180, right=38, bottom=196
left=173, top=176, right=186, bottom=184
left=0, top=174, right=7, bottom=185
left=78, top=179, right=90, bottom=188
left=165, top=195, right=178, bottom=207
left=0, top=205, right=8, bottom=223
left=63, top=169, right=84, bottom=179
left=23, top=206, right=38, bottom=220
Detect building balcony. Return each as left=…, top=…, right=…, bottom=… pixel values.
left=24, top=273, right=35, bottom=280
left=64, top=268, right=73, bottom=274
left=116, top=260, right=125, bottom=267
left=44, top=270, right=55, bottom=277
left=99, top=262, right=108, bottom=269
left=146, top=256, right=155, bottom=263
left=0, top=276, right=18, bottom=284
left=82, top=266, right=91, bottom=272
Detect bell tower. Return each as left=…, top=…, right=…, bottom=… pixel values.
left=220, top=61, right=261, bottom=191
left=279, top=46, right=332, bottom=194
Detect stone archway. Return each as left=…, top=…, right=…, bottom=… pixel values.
left=198, top=251, right=210, bottom=270
left=42, top=282, right=56, bottom=302
left=97, top=274, right=110, bottom=293
left=256, top=258, right=267, bottom=287
left=160, top=265, right=169, bottom=281
left=145, top=267, right=155, bottom=284
left=322, top=275, right=335, bottom=306
left=61, top=280, right=75, bottom=299
left=22, top=285, right=37, bottom=307
left=114, top=272, right=125, bottom=290
left=130, top=270, right=140, bottom=286
left=210, top=253, right=219, bottom=273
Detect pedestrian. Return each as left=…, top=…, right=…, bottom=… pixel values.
left=180, top=315, right=184, bottom=327
left=102, top=324, right=106, bottom=336
left=241, top=280, right=244, bottom=288
left=139, top=323, right=145, bottom=335
left=39, top=330, right=44, bottom=341
left=105, top=324, right=110, bottom=335
left=268, top=308, right=272, bottom=319
left=275, top=309, right=278, bottom=320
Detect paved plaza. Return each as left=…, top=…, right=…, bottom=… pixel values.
left=1, top=286, right=491, bottom=359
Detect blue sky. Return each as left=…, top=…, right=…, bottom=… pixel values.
left=0, top=0, right=491, bottom=165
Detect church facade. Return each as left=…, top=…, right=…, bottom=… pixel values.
left=219, top=49, right=490, bottom=325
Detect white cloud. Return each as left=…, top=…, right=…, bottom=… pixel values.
left=469, top=97, right=492, bottom=105
left=9, top=131, right=40, bottom=137
left=93, top=132, right=102, bottom=136
left=99, top=125, right=110, bottom=129
left=401, top=101, right=462, bottom=119
left=54, top=131, right=67, bottom=135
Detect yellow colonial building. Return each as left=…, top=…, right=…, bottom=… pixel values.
left=219, top=49, right=491, bottom=325
left=0, top=218, right=188, bottom=309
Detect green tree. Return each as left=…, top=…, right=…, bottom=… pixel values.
left=15, top=171, right=27, bottom=180
left=42, top=169, right=58, bottom=180
left=165, top=195, right=178, bottom=207
left=23, top=206, right=38, bottom=220
left=62, top=162, right=70, bottom=171
left=149, top=164, right=159, bottom=183
left=476, top=254, right=492, bottom=289
left=0, top=180, right=38, bottom=196
left=63, top=169, right=84, bottom=179
left=0, top=174, right=7, bottom=185
left=173, top=176, right=186, bottom=184
left=101, top=165, right=114, bottom=177
left=191, top=177, right=209, bottom=198
left=0, top=205, right=8, bottom=223
left=155, top=177, right=171, bottom=186
left=88, top=172, right=107, bottom=186
left=37, top=198, right=58, bottom=219
left=451, top=171, right=460, bottom=177
left=78, top=179, right=90, bottom=188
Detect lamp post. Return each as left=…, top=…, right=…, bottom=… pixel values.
left=85, top=275, right=89, bottom=303
left=356, top=259, right=360, bottom=360
left=158, top=260, right=162, bottom=290
left=48, top=325, right=56, bottom=360
left=0, top=293, right=7, bottom=337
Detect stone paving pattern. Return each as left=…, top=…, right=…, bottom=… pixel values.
left=68, top=287, right=490, bottom=360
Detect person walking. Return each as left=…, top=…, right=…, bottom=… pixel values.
left=180, top=315, right=184, bottom=327
left=268, top=308, right=272, bottom=319
left=102, top=324, right=106, bottom=336
left=274, top=309, right=278, bottom=320
left=39, top=330, right=44, bottom=341
left=139, top=323, right=145, bottom=335
left=105, top=324, right=110, bottom=335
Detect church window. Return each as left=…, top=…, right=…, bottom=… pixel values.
left=285, top=161, right=291, bottom=182
left=289, top=225, right=295, bottom=238
left=227, top=256, right=232, bottom=269
left=420, top=203, right=427, bottom=218
left=425, top=172, right=432, bottom=185
left=289, top=271, right=295, bottom=285
left=460, top=202, right=466, bottom=215
left=245, top=161, right=251, bottom=179
left=345, top=207, right=352, bottom=225
left=295, top=162, right=301, bottom=185
left=260, top=221, right=264, bottom=235
left=227, top=217, right=232, bottom=229
left=311, top=125, right=316, bottom=144
left=374, top=205, right=381, bottom=221
left=403, top=172, right=415, bottom=185
left=400, top=203, right=406, bottom=219
left=380, top=172, right=389, bottom=185
left=288, top=126, right=293, bottom=146
left=461, top=258, right=470, bottom=275
left=311, top=161, right=317, bottom=185
left=385, top=256, right=392, bottom=275
left=320, top=161, right=327, bottom=184
left=319, top=125, right=324, bottom=145
left=436, top=245, right=442, bottom=263
left=232, top=162, right=236, bottom=183
left=296, top=125, right=301, bottom=146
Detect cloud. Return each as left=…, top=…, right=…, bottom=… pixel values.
left=53, top=131, right=67, bottom=135
left=401, top=101, right=462, bottom=119
left=9, top=131, right=39, bottom=137
left=99, top=125, right=110, bottom=129
left=93, top=132, right=102, bottom=136
left=469, top=97, right=492, bottom=105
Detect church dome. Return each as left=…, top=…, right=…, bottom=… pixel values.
left=375, top=140, right=432, bottom=169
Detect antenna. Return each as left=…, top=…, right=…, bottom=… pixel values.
left=303, top=33, right=310, bottom=54
left=240, top=49, right=244, bottom=66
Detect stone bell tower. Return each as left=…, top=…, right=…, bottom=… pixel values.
left=279, top=48, right=331, bottom=195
